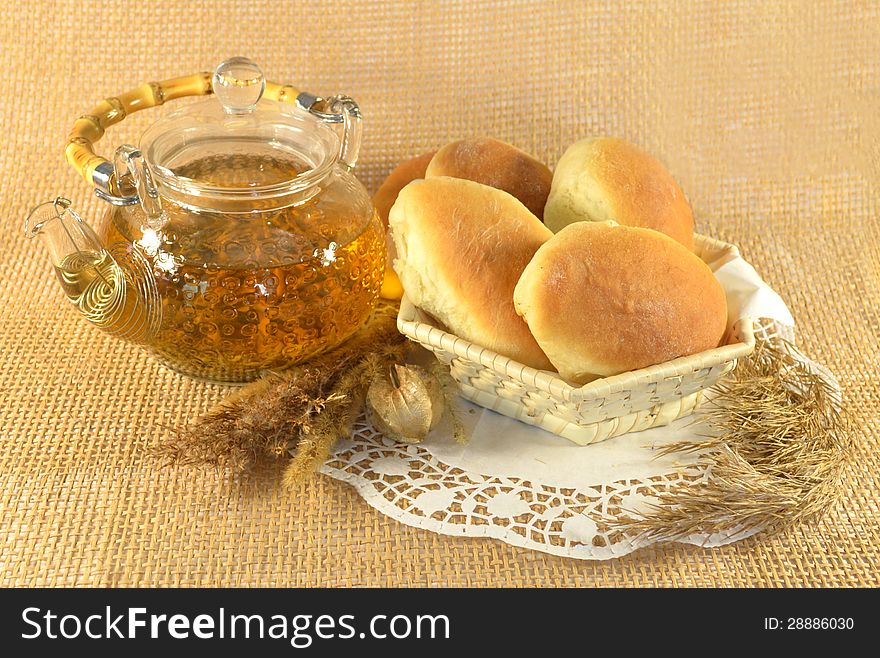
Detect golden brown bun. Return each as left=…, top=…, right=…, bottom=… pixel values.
left=544, top=137, right=695, bottom=250
left=425, top=137, right=553, bottom=220
left=514, top=221, right=727, bottom=382
left=389, top=177, right=555, bottom=371
left=373, top=151, right=436, bottom=227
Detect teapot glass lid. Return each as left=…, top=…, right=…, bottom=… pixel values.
left=140, top=57, right=341, bottom=196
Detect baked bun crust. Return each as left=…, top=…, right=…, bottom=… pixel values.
left=373, top=151, right=436, bottom=228
left=513, top=221, right=727, bottom=382
left=389, top=176, right=555, bottom=371
left=426, top=137, right=553, bottom=220
left=544, top=137, right=695, bottom=250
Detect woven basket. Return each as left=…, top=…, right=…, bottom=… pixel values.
left=397, top=234, right=756, bottom=445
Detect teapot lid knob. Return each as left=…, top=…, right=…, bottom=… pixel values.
left=212, top=57, right=266, bottom=114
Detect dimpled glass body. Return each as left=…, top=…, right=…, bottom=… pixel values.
left=99, top=153, right=385, bottom=382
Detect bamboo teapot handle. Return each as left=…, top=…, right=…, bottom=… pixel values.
left=65, top=70, right=303, bottom=196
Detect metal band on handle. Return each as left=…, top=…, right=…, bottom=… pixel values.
left=295, top=92, right=362, bottom=123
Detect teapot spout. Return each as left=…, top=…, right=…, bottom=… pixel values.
left=25, top=197, right=159, bottom=343
left=26, top=196, right=106, bottom=267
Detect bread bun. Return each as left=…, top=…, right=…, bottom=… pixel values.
left=389, top=176, right=554, bottom=371
left=373, top=151, right=436, bottom=227
left=373, top=151, right=436, bottom=299
left=426, top=137, right=552, bottom=220
left=544, top=137, right=695, bottom=250
left=513, top=221, right=727, bottom=383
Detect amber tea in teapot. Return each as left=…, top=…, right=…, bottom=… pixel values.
left=29, top=58, right=385, bottom=382
left=101, top=155, right=384, bottom=380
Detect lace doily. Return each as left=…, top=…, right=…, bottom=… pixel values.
left=319, top=318, right=833, bottom=560
left=322, top=416, right=752, bottom=559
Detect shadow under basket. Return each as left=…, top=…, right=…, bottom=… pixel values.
left=397, top=234, right=756, bottom=446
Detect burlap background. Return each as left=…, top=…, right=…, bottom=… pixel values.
left=2, top=0, right=877, bottom=587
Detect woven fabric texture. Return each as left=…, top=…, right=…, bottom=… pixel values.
left=2, top=0, right=878, bottom=587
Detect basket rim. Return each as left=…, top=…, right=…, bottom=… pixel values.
left=396, top=233, right=757, bottom=402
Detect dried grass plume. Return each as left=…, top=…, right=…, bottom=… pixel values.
left=152, top=304, right=409, bottom=486
left=611, top=336, right=852, bottom=542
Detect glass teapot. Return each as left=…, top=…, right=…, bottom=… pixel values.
left=26, top=58, right=385, bottom=382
